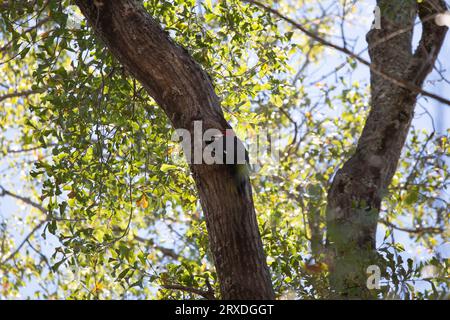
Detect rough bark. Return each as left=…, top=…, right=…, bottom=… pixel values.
left=326, top=0, right=448, bottom=298
left=74, top=0, right=274, bottom=300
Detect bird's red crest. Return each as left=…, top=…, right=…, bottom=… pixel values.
left=222, top=129, right=235, bottom=136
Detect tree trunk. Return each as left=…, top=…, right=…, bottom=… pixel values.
left=326, top=0, right=447, bottom=298
left=74, top=0, right=274, bottom=300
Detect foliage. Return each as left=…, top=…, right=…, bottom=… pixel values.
left=0, top=0, right=448, bottom=299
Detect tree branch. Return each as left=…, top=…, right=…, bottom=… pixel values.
left=134, top=235, right=180, bottom=260
left=0, top=185, right=46, bottom=213
left=161, top=283, right=216, bottom=300
left=0, top=220, right=46, bottom=266
left=0, top=17, right=51, bottom=53
left=74, top=0, right=274, bottom=299
left=0, top=88, right=46, bottom=103
left=244, top=0, right=450, bottom=107
left=380, top=219, right=443, bottom=235
left=322, top=0, right=447, bottom=298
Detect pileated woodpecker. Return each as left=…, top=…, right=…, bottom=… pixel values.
left=206, top=129, right=251, bottom=197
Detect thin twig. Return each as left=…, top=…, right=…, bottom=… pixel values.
left=161, top=283, right=216, bottom=300
left=380, top=219, right=443, bottom=234
left=0, top=88, right=46, bottom=103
